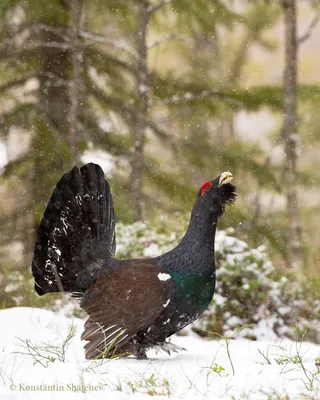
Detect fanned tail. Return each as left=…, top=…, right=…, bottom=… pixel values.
left=32, top=163, right=116, bottom=296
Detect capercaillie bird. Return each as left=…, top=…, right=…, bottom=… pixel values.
left=32, top=163, right=236, bottom=359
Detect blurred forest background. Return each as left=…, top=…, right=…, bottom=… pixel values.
left=0, top=0, right=320, bottom=313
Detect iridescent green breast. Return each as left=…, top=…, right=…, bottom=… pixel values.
left=168, top=269, right=215, bottom=310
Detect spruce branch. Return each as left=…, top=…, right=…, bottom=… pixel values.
left=0, top=74, right=37, bottom=92
left=86, top=46, right=138, bottom=75
left=147, top=0, right=175, bottom=15
left=298, top=9, right=320, bottom=45
left=27, top=40, right=71, bottom=50
left=147, top=120, right=179, bottom=153
left=147, top=120, right=171, bottom=141
left=163, top=89, right=243, bottom=107
left=80, top=30, right=137, bottom=58
left=1, top=21, right=68, bottom=42
left=88, top=85, right=136, bottom=119
left=148, top=33, right=175, bottom=49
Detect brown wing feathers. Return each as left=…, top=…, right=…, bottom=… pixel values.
left=80, top=262, right=171, bottom=359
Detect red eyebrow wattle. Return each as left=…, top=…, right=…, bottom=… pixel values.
left=201, top=181, right=213, bottom=195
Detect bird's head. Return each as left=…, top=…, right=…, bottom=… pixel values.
left=194, top=172, right=236, bottom=217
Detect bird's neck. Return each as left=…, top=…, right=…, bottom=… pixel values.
left=181, top=209, right=218, bottom=251
left=157, top=209, right=219, bottom=274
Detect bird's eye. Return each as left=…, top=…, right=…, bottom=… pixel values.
left=201, top=182, right=213, bottom=195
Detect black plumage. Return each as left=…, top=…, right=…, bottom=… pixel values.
left=32, top=163, right=236, bottom=359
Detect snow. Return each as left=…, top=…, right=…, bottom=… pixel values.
left=215, top=230, right=248, bottom=254
left=0, top=307, right=319, bottom=399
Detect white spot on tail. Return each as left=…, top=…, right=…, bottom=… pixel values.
left=75, top=193, right=83, bottom=206
left=52, top=245, right=61, bottom=256
left=157, top=273, right=171, bottom=282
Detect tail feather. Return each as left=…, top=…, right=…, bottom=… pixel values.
left=32, top=163, right=116, bottom=296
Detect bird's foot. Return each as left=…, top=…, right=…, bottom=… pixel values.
left=134, top=347, right=148, bottom=360
left=154, top=341, right=186, bottom=356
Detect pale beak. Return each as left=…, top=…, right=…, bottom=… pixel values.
left=218, top=171, right=233, bottom=187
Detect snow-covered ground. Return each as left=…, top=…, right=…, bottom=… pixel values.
left=0, top=308, right=319, bottom=399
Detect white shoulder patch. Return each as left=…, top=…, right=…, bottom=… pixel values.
left=157, top=272, right=171, bottom=282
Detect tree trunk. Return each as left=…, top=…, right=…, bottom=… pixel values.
left=281, top=0, right=302, bottom=267
left=38, top=26, right=70, bottom=133
left=130, top=0, right=149, bottom=221
left=31, top=18, right=71, bottom=244
left=69, top=0, right=83, bottom=163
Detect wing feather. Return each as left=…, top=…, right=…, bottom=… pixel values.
left=80, top=261, right=172, bottom=359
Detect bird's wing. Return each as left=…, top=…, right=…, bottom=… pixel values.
left=80, top=261, right=172, bottom=359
